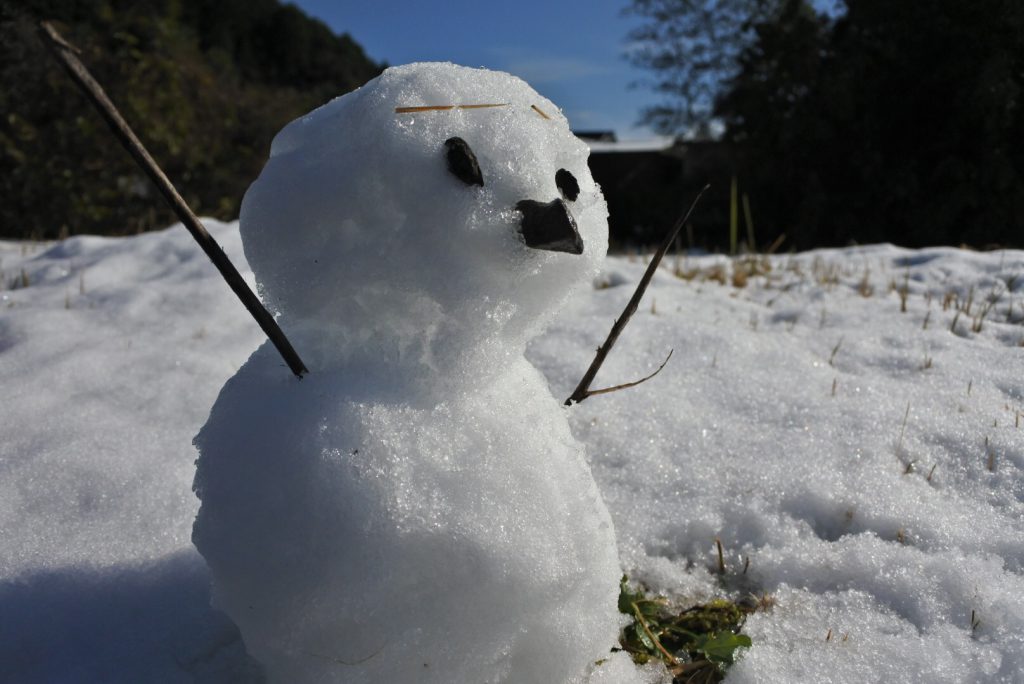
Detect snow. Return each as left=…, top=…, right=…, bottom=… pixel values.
left=193, top=63, right=623, bottom=683
left=3, top=226, right=1021, bottom=682
left=536, top=247, right=1024, bottom=683
left=238, top=62, right=608, bottom=394
left=0, top=223, right=261, bottom=683
left=582, top=137, right=675, bottom=154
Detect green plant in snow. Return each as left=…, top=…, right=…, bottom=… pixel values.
left=617, top=576, right=753, bottom=683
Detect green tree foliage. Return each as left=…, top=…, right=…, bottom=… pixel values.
left=629, top=0, right=1024, bottom=248
left=0, top=0, right=383, bottom=239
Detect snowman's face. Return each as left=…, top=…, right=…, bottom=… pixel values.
left=442, top=133, right=584, bottom=255
left=240, top=63, right=608, bottom=372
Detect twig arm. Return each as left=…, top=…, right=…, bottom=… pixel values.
left=37, top=20, right=308, bottom=379
left=565, top=185, right=710, bottom=405
left=583, top=349, right=673, bottom=398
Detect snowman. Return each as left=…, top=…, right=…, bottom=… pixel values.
left=192, top=63, right=623, bottom=683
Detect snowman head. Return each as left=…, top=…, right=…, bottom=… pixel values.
left=240, top=63, right=608, bottom=395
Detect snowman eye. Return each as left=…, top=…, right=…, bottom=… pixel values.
left=555, top=169, right=579, bottom=202
left=444, top=137, right=484, bottom=187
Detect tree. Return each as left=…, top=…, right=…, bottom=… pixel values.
left=714, top=0, right=832, bottom=247
left=0, top=0, right=383, bottom=239
left=823, top=0, right=1024, bottom=247
left=627, top=0, right=783, bottom=135
left=727, top=0, right=1024, bottom=246
left=629, top=0, right=1024, bottom=247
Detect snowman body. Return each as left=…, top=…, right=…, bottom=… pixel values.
left=193, top=63, right=621, bottom=684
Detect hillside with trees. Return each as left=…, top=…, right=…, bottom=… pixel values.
left=0, top=0, right=383, bottom=239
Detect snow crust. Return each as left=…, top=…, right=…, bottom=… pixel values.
left=0, top=223, right=260, bottom=682
left=533, top=246, right=1024, bottom=683
left=193, top=63, right=623, bottom=683
left=2, top=214, right=1023, bottom=682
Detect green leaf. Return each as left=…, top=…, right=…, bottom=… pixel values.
left=625, top=622, right=656, bottom=652
left=637, top=629, right=656, bottom=652
left=634, top=598, right=664, bottom=619
left=618, top=575, right=644, bottom=614
left=694, top=631, right=752, bottom=666
left=617, top=576, right=629, bottom=609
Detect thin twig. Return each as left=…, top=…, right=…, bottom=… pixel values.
left=38, top=20, right=308, bottom=379
left=303, top=644, right=386, bottom=666
left=896, top=401, right=910, bottom=453
left=631, top=603, right=679, bottom=665
left=764, top=233, right=786, bottom=255
left=671, top=659, right=713, bottom=676
left=565, top=184, right=710, bottom=405
left=715, top=536, right=726, bottom=574
left=583, top=349, right=673, bottom=398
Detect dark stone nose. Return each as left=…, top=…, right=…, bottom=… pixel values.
left=515, top=198, right=584, bottom=255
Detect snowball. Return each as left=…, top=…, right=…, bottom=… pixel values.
left=239, top=62, right=608, bottom=400
left=192, top=63, right=622, bottom=683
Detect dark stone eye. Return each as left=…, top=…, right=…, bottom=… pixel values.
left=555, top=168, right=579, bottom=202
left=444, top=137, right=483, bottom=187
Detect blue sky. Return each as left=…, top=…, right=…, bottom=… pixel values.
left=290, top=0, right=663, bottom=139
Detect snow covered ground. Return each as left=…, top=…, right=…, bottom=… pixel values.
left=1, top=221, right=1021, bottom=682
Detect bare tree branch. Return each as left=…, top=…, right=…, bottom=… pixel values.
left=37, top=20, right=308, bottom=379
left=565, top=185, right=710, bottom=406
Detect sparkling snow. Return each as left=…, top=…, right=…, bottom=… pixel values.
left=191, top=63, right=623, bottom=684
left=1, top=226, right=1021, bottom=683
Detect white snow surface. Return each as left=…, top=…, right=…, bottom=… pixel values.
left=3, top=223, right=1022, bottom=682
